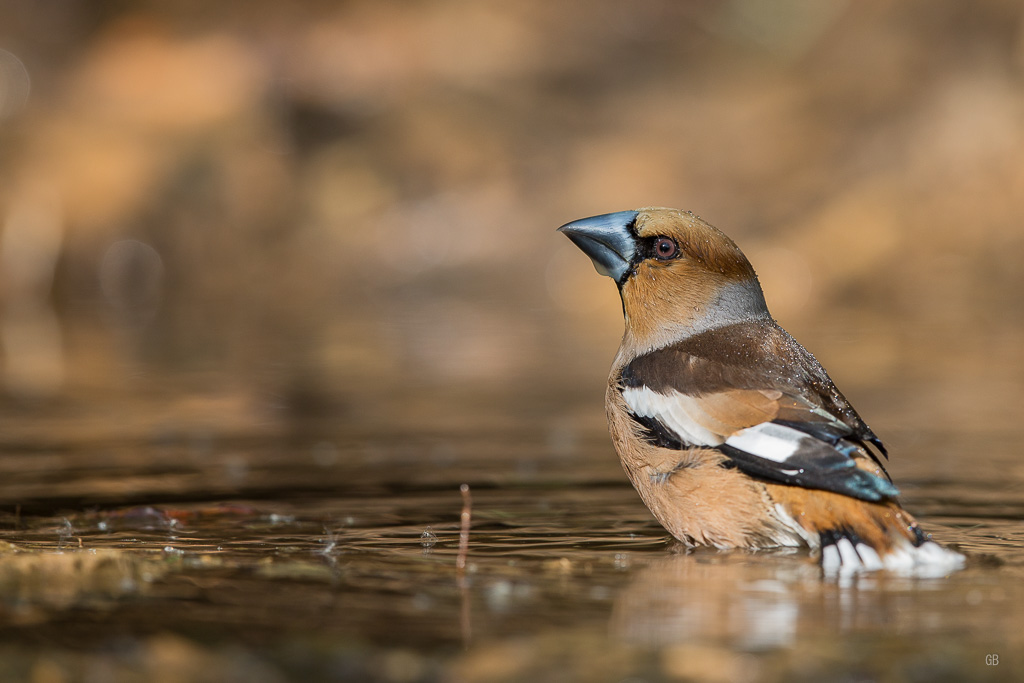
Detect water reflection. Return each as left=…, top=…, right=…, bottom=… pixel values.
left=611, top=551, right=814, bottom=649
left=609, top=549, right=1002, bottom=649
left=0, top=548, right=168, bottom=614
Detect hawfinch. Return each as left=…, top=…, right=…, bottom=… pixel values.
left=559, top=208, right=963, bottom=573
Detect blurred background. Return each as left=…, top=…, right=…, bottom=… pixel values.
left=2, top=2, right=1024, bottom=680
left=1, top=0, right=1023, bottom=459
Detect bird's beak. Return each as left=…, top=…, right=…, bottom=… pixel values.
left=557, top=210, right=639, bottom=283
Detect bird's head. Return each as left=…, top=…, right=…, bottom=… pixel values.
left=558, top=207, right=771, bottom=354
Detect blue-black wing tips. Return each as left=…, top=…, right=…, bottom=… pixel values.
left=773, top=419, right=893, bottom=483
left=718, top=441, right=899, bottom=503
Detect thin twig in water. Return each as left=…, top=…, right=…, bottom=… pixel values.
left=456, top=483, right=471, bottom=574
left=456, top=483, right=473, bottom=647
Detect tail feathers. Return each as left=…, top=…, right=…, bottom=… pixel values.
left=766, top=484, right=964, bottom=576
left=819, top=528, right=964, bottom=576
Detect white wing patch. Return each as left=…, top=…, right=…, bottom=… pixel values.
left=621, top=386, right=725, bottom=446
left=724, top=422, right=810, bottom=464
left=623, top=386, right=815, bottom=466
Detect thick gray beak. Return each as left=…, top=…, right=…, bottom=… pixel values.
left=557, top=210, right=639, bottom=283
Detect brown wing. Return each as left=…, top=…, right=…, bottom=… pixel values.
left=621, top=319, right=888, bottom=460
left=619, top=321, right=896, bottom=502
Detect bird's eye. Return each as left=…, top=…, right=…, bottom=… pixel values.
left=653, top=237, right=678, bottom=260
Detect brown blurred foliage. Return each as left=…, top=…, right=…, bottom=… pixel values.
left=1, top=0, right=1023, bottom=440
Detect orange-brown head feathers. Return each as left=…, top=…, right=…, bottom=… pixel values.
left=631, top=208, right=758, bottom=282
left=559, top=208, right=770, bottom=357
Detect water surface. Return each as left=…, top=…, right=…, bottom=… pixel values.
left=0, top=410, right=1020, bottom=682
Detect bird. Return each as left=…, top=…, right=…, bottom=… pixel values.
left=558, top=207, right=963, bottom=574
